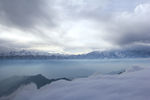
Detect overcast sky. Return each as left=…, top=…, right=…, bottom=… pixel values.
left=0, top=0, right=150, bottom=54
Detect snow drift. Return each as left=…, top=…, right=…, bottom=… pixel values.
left=1, top=66, right=150, bottom=100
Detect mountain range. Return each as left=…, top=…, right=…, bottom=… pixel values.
left=0, top=49, right=150, bottom=59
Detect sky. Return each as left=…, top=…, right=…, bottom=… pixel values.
left=0, top=0, right=150, bottom=54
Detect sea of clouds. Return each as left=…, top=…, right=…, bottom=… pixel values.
left=1, top=66, right=150, bottom=100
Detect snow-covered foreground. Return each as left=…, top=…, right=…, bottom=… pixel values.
left=1, top=66, right=150, bottom=100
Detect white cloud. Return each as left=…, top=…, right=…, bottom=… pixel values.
left=2, top=66, right=150, bottom=100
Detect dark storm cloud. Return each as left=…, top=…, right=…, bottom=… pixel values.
left=104, top=21, right=150, bottom=46
left=103, top=3, right=150, bottom=46
left=117, top=31, right=150, bottom=45
left=0, top=0, right=55, bottom=29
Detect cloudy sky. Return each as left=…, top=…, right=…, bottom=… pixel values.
left=0, top=0, right=150, bottom=54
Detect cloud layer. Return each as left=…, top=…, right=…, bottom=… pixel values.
left=0, top=0, right=150, bottom=53
left=2, top=66, right=150, bottom=100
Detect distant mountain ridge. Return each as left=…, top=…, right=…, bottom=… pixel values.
left=0, top=49, right=150, bottom=59
left=78, top=50, right=150, bottom=58
left=0, top=50, right=54, bottom=56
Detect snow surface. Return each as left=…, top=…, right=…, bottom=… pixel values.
left=1, top=66, right=150, bottom=100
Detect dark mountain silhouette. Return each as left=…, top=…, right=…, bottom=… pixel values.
left=0, top=74, right=70, bottom=97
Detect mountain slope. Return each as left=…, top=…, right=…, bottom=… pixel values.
left=0, top=74, right=70, bottom=97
